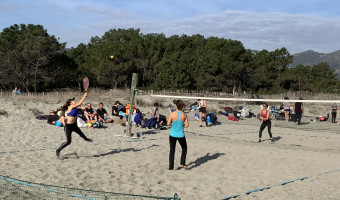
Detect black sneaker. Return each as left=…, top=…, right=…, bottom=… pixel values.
left=87, top=138, right=93, bottom=142
left=56, top=150, right=60, bottom=158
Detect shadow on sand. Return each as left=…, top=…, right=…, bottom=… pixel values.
left=92, top=144, right=160, bottom=158
left=186, top=153, right=225, bottom=170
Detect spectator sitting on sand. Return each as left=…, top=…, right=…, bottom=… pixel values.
left=134, top=108, right=143, bottom=127
left=112, top=101, right=125, bottom=116
left=47, top=110, right=65, bottom=127
left=97, top=103, right=113, bottom=123
left=84, top=103, right=97, bottom=122
left=150, top=103, right=165, bottom=128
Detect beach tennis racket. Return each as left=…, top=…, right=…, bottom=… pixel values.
left=83, top=77, right=89, bottom=92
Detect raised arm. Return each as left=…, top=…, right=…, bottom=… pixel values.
left=74, top=92, right=88, bottom=108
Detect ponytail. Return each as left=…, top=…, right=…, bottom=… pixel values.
left=176, top=100, right=186, bottom=110
left=62, top=102, right=68, bottom=111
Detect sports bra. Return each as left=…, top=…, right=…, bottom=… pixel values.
left=67, top=109, right=78, bottom=117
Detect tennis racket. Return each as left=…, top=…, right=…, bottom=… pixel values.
left=83, top=77, right=89, bottom=92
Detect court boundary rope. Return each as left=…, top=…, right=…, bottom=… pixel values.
left=221, top=169, right=340, bottom=199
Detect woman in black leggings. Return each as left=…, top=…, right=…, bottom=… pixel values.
left=56, top=91, right=92, bottom=158
left=258, top=103, right=273, bottom=142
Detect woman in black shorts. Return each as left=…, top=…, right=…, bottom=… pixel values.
left=198, top=99, right=207, bottom=127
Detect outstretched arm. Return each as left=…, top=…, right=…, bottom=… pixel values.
left=74, top=92, right=88, bottom=108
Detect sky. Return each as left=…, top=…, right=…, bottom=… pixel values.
left=1, top=0, right=340, bottom=54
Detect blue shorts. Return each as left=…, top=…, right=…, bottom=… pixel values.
left=55, top=120, right=63, bottom=127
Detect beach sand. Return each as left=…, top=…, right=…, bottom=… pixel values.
left=0, top=96, right=339, bottom=199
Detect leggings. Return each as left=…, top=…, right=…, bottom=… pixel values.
left=331, top=111, right=337, bottom=123
left=169, top=136, right=187, bottom=170
left=57, top=123, right=89, bottom=154
left=259, top=120, right=272, bottom=138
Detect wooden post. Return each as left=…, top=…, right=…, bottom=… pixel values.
left=127, top=73, right=138, bottom=137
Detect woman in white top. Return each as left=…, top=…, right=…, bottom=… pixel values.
left=283, top=97, right=290, bottom=122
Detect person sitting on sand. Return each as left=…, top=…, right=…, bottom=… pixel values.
left=84, top=103, right=97, bottom=122
left=134, top=108, right=143, bottom=127
left=258, top=103, right=273, bottom=142
left=47, top=110, right=65, bottom=127
left=96, top=103, right=113, bottom=123
left=167, top=100, right=189, bottom=170
left=56, top=93, right=93, bottom=158
left=112, top=101, right=125, bottom=116
left=150, top=103, right=164, bottom=128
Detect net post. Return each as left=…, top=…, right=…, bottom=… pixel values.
left=127, top=73, right=138, bottom=137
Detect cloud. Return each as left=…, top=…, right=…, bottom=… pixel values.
left=57, top=9, right=340, bottom=54
left=2, top=1, right=339, bottom=54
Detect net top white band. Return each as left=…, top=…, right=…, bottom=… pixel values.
left=150, top=94, right=340, bottom=104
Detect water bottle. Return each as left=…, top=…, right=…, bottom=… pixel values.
left=207, top=116, right=211, bottom=123
left=123, top=128, right=127, bottom=137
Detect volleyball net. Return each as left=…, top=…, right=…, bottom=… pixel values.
left=150, top=94, right=340, bottom=104
left=0, top=175, right=180, bottom=200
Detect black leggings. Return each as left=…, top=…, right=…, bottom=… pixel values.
left=259, top=120, right=272, bottom=138
left=57, top=123, right=89, bottom=154
left=331, top=111, right=337, bottom=123
left=169, top=136, right=187, bottom=170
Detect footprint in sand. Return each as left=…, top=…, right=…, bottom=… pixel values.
left=59, top=152, right=79, bottom=160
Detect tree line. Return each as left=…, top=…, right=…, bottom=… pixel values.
left=0, top=24, right=339, bottom=93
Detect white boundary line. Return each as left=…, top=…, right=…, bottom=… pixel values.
left=150, top=94, right=340, bottom=103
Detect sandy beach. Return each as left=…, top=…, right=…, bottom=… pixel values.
left=0, top=96, right=339, bottom=199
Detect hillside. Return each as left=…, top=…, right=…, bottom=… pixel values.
left=292, top=50, right=340, bottom=77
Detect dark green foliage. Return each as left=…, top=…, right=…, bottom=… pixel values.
left=0, top=24, right=65, bottom=92
left=0, top=24, right=339, bottom=93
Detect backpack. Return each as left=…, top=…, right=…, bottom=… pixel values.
left=224, top=107, right=233, bottom=113
left=91, top=121, right=103, bottom=128
left=206, top=113, right=217, bottom=124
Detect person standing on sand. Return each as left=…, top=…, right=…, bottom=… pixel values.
left=294, top=98, right=304, bottom=125
left=12, top=87, right=17, bottom=96
left=56, top=91, right=93, bottom=158
left=283, top=97, right=290, bottom=122
left=258, top=103, right=273, bottom=142
left=330, top=102, right=338, bottom=123
left=167, top=100, right=189, bottom=170
left=198, top=99, right=207, bottom=127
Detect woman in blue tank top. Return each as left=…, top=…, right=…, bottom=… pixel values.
left=167, top=100, right=189, bottom=170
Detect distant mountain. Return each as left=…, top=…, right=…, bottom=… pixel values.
left=292, top=50, right=340, bottom=78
